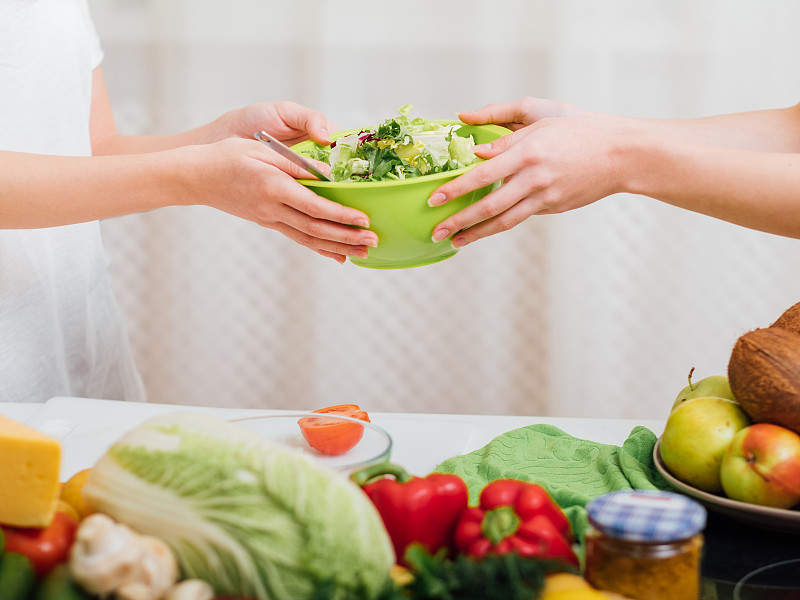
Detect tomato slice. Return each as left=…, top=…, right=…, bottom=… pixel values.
left=298, top=404, right=370, bottom=456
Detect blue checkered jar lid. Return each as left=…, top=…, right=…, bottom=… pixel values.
left=586, top=490, right=707, bottom=543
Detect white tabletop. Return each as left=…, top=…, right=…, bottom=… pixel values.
left=1, top=398, right=665, bottom=480
left=1, top=402, right=39, bottom=423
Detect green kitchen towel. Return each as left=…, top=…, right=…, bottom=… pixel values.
left=433, top=424, right=673, bottom=544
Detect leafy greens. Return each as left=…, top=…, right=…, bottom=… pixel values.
left=310, top=544, right=577, bottom=600
left=305, top=105, right=479, bottom=182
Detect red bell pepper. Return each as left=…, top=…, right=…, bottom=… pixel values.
left=453, top=479, right=579, bottom=567
left=351, top=462, right=468, bottom=565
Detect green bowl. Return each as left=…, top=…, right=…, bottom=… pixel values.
left=291, top=122, right=510, bottom=269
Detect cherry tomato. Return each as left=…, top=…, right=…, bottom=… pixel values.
left=298, top=404, right=370, bottom=455
left=1, top=511, right=78, bottom=578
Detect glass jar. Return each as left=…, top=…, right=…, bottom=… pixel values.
left=584, top=490, right=707, bottom=600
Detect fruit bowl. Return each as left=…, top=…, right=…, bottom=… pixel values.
left=653, top=437, right=800, bottom=533
left=291, top=122, right=510, bottom=269
left=230, top=412, right=392, bottom=474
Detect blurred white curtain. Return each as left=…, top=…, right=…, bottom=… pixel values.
left=90, top=0, right=800, bottom=419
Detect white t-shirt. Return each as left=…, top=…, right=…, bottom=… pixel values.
left=0, top=0, right=146, bottom=402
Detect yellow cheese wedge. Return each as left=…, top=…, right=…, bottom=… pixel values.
left=0, top=415, right=61, bottom=527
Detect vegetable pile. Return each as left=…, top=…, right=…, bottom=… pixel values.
left=0, top=405, right=627, bottom=600
left=303, top=105, right=479, bottom=182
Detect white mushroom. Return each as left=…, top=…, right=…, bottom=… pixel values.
left=116, top=536, right=179, bottom=600
left=69, top=513, right=179, bottom=600
left=164, top=580, right=215, bottom=600
left=69, top=513, right=144, bottom=595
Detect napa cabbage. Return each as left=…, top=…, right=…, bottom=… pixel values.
left=81, top=412, right=394, bottom=600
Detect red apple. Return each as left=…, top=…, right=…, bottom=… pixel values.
left=719, top=423, right=800, bottom=509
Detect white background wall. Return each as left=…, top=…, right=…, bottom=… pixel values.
left=90, top=0, right=800, bottom=420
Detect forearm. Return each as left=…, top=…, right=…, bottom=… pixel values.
left=622, top=132, right=800, bottom=238
left=92, top=114, right=232, bottom=156
left=0, top=149, right=191, bottom=228
left=624, top=103, right=800, bottom=153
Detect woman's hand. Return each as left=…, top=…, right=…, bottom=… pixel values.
left=218, top=100, right=337, bottom=147
left=457, top=97, right=583, bottom=131
left=198, top=102, right=377, bottom=263
left=429, top=100, right=627, bottom=248
left=186, top=138, right=377, bottom=263
left=89, top=81, right=374, bottom=262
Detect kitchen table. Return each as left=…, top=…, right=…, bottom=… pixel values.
left=0, top=397, right=665, bottom=480
left=2, top=397, right=798, bottom=600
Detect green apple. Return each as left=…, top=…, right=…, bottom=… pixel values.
left=671, top=368, right=736, bottom=413
left=720, top=423, right=800, bottom=508
left=659, top=396, right=751, bottom=493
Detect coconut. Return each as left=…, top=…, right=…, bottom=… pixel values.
left=770, top=300, right=800, bottom=335
left=728, top=327, right=800, bottom=434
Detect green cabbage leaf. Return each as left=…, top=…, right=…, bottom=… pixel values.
left=82, top=412, right=394, bottom=600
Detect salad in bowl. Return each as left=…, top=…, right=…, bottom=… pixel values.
left=293, top=106, right=509, bottom=269
left=305, top=104, right=480, bottom=183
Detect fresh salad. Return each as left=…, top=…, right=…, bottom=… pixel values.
left=305, top=104, right=479, bottom=182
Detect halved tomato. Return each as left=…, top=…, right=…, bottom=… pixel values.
left=298, top=404, right=370, bottom=455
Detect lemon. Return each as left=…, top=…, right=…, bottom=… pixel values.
left=543, top=589, right=611, bottom=600
left=389, top=565, right=414, bottom=587
left=59, top=468, right=92, bottom=520
left=542, top=573, right=594, bottom=595
left=540, top=575, right=616, bottom=600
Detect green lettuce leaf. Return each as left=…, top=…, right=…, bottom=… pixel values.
left=306, top=105, right=479, bottom=182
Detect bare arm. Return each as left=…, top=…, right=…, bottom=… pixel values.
left=428, top=98, right=800, bottom=246
left=0, top=149, right=185, bottom=227
left=89, top=69, right=330, bottom=154
left=457, top=98, right=800, bottom=153
left=0, top=67, right=377, bottom=262
left=625, top=129, right=800, bottom=237
left=88, top=68, right=222, bottom=154
left=622, top=103, right=800, bottom=153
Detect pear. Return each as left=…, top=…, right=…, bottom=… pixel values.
left=660, top=397, right=751, bottom=493
left=671, top=367, right=736, bottom=413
